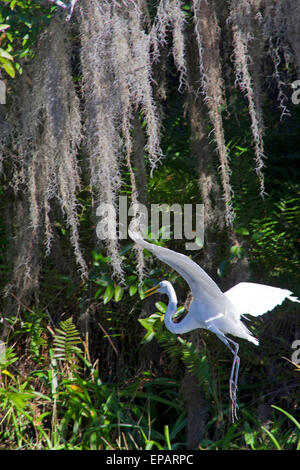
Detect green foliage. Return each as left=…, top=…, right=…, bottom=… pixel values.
left=218, top=243, right=246, bottom=278
left=0, top=43, right=14, bottom=77
left=0, top=0, right=299, bottom=452
left=0, top=317, right=187, bottom=450
left=5, top=309, right=47, bottom=363
left=225, top=108, right=300, bottom=284
left=1, top=316, right=299, bottom=449
left=89, top=232, right=177, bottom=306
left=0, top=342, right=17, bottom=368
left=0, top=0, right=54, bottom=77
left=248, top=186, right=300, bottom=278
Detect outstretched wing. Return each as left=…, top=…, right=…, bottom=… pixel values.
left=224, top=282, right=300, bottom=317
left=129, top=230, right=223, bottom=301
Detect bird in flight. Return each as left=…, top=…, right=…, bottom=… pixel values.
left=129, top=229, right=300, bottom=421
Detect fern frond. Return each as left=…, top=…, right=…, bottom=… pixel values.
left=53, top=318, right=82, bottom=361
left=177, top=337, right=213, bottom=399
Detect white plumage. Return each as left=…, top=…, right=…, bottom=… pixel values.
left=129, top=229, right=299, bottom=420
left=224, top=282, right=299, bottom=317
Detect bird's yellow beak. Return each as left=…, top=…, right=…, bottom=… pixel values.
left=144, top=284, right=160, bottom=298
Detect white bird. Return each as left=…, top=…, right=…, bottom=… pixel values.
left=129, top=229, right=300, bottom=421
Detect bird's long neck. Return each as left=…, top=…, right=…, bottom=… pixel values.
left=163, top=285, right=198, bottom=335
left=163, top=286, right=181, bottom=334
left=163, top=283, right=201, bottom=335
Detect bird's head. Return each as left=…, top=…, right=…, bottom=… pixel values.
left=145, top=280, right=172, bottom=297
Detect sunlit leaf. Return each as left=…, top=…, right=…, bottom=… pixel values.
left=155, top=301, right=167, bottom=313
left=0, top=57, right=15, bottom=77
left=129, top=285, right=137, bottom=296
left=114, top=286, right=124, bottom=302
left=103, top=285, right=114, bottom=304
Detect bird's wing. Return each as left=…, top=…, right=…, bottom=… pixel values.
left=129, top=230, right=223, bottom=300
left=224, top=282, right=300, bottom=317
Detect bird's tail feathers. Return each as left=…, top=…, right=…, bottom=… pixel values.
left=246, top=334, right=259, bottom=346
left=238, top=321, right=259, bottom=346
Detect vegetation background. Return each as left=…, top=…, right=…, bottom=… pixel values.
left=0, top=0, right=299, bottom=450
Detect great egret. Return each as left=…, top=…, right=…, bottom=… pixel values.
left=129, top=229, right=300, bottom=421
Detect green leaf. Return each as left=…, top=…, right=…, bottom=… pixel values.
left=175, top=306, right=185, bottom=317
left=0, top=57, right=15, bottom=77
left=0, top=48, right=14, bottom=61
left=138, top=286, right=146, bottom=299
left=14, top=62, right=22, bottom=74
left=252, top=232, right=264, bottom=241
left=138, top=314, right=161, bottom=343
left=126, top=274, right=138, bottom=285
left=129, top=285, right=137, bottom=296
left=261, top=426, right=281, bottom=450
left=93, top=275, right=112, bottom=287
left=230, top=245, right=244, bottom=259
left=271, top=405, right=300, bottom=431
left=243, top=422, right=255, bottom=449
left=164, top=425, right=172, bottom=450
left=103, top=285, right=114, bottom=304
left=139, top=314, right=161, bottom=328
left=114, top=286, right=124, bottom=302
left=0, top=25, right=10, bottom=32
left=234, top=226, right=250, bottom=235
left=140, top=330, right=155, bottom=344
left=230, top=245, right=239, bottom=256
left=94, top=287, right=104, bottom=299
left=155, top=301, right=167, bottom=313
